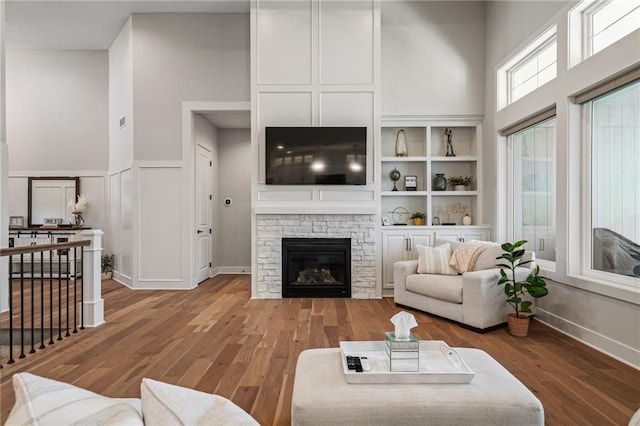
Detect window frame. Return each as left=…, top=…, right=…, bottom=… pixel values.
left=580, top=95, right=640, bottom=289
left=497, top=25, right=557, bottom=110
left=506, top=117, right=558, bottom=272
left=570, top=0, right=640, bottom=67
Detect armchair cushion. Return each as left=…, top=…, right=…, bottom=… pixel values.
left=416, top=244, right=458, bottom=275
left=406, top=274, right=463, bottom=303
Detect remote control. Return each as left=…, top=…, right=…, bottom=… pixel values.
left=346, top=356, right=357, bottom=370
left=354, top=357, right=363, bottom=372
left=360, top=356, right=371, bottom=372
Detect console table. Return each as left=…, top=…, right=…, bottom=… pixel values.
left=291, top=347, right=543, bottom=425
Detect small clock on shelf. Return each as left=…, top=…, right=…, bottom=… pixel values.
left=9, top=216, right=25, bottom=229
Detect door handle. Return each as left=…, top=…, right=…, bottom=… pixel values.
left=197, top=230, right=203, bottom=234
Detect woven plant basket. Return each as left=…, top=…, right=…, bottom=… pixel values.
left=507, top=313, right=530, bottom=337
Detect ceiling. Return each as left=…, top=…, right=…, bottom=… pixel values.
left=4, top=0, right=250, bottom=50
left=5, top=0, right=251, bottom=129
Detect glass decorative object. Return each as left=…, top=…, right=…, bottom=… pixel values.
left=395, top=130, right=408, bottom=157
left=433, top=174, right=447, bottom=191
left=71, top=211, right=84, bottom=229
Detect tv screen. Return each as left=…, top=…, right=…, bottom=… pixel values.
left=265, top=127, right=367, bottom=185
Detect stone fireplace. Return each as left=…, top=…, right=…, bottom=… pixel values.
left=282, top=238, right=351, bottom=298
left=255, top=214, right=376, bottom=299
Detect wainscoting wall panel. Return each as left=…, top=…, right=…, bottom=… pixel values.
left=257, top=0, right=313, bottom=85
left=138, top=166, right=182, bottom=283
left=319, top=0, right=374, bottom=84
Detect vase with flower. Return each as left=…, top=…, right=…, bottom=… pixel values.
left=68, top=194, right=89, bottom=229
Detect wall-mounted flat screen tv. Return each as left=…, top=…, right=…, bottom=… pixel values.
left=265, top=127, right=367, bottom=185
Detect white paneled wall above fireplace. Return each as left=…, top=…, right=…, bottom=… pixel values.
left=251, top=0, right=381, bottom=298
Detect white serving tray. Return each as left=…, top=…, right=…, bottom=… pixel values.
left=339, top=340, right=474, bottom=384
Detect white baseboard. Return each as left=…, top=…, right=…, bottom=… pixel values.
left=214, top=266, right=251, bottom=275
left=535, top=309, right=640, bottom=370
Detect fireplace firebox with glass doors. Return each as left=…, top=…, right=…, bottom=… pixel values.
left=282, top=238, right=351, bottom=298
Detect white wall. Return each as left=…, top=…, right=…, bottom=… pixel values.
left=0, top=0, right=7, bottom=312
left=5, top=48, right=109, bottom=234
left=132, top=13, right=250, bottom=161
left=217, top=128, right=251, bottom=269
left=6, top=49, right=108, bottom=171
left=485, top=1, right=640, bottom=368
left=482, top=1, right=570, bottom=228
left=109, top=17, right=134, bottom=172
left=108, top=14, right=250, bottom=289
left=381, top=1, right=485, bottom=116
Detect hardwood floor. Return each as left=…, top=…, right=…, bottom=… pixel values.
left=1, top=275, right=639, bottom=425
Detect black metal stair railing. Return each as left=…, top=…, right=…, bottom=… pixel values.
left=0, top=240, right=90, bottom=368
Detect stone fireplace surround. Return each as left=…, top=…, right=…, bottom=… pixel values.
left=256, top=214, right=376, bottom=299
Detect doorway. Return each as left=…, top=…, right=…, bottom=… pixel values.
left=182, top=102, right=250, bottom=287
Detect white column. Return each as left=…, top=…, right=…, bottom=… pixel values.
left=81, top=229, right=105, bottom=327
left=0, top=0, right=8, bottom=313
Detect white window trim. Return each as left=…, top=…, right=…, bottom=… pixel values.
left=505, top=118, right=558, bottom=272
left=497, top=25, right=557, bottom=110
left=570, top=0, right=640, bottom=68
left=579, top=102, right=640, bottom=290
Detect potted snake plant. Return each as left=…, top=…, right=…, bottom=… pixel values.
left=496, top=240, right=548, bottom=337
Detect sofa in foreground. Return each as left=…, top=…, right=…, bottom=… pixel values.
left=5, top=372, right=258, bottom=425
left=394, top=240, right=536, bottom=330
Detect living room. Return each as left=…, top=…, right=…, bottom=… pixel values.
left=0, top=0, right=639, bottom=424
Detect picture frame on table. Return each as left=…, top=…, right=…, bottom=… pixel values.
left=432, top=217, right=440, bottom=226
left=9, top=216, right=25, bottom=229
left=381, top=216, right=391, bottom=226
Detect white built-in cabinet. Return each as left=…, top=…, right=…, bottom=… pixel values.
left=381, top=227, right=490, bottom=289
left=378, top=118, right=491, bottom=290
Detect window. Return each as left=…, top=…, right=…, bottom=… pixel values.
left=588, top=80, right=640, bottom=281
left=497, top=26, right=557, bottom=109
left=509, top=117, right=557, bottom=264
left=570, top=0, right=640, bottom=67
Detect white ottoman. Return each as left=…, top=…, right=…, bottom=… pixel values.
left=291, top=347, right=544, bottom=425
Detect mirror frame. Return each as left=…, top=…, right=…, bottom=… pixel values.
left=27, top=176, right=80, bottom=228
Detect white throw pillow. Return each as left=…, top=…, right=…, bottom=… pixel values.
left=416, top=244, right=458, bottom=275
left=6, top=373, right=143, bottom=425
left=141, top=378, right=259, bottom=426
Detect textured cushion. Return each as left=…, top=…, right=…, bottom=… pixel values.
left=416, top=244, right=458, bottom=275
left=472, top=243, right=503, bottom=271
left=6, top=373, right=143, bottom=425
left=435, top=238, right=460, bottom=253
left=141, top=378, right=259, bottom=426
left=449, top=241, right=493, bottom=273
left=406, top=273, right=463, bottom=303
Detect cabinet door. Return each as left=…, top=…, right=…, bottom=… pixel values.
left=382, top=232, right=410, bottom=289
left=408, top=234, right=432, bottom=260
left=459, top=229, right=489, bottom=242
left=434, top=229, right=462, bottom=242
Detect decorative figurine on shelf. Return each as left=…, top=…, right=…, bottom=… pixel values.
left=395, top=129, right=408, bottom=157
left=445, top=128, right=456, bottom=157
left=389, top=167, right=401, bottom=191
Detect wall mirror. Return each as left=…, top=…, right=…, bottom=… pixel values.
left=28, top=177, right=80, bottom=227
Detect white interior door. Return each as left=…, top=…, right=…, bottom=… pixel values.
left=195, top=144, right=213, bottom=284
